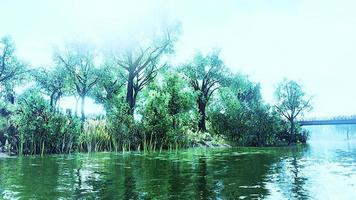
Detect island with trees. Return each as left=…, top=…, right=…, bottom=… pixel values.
left=0, top=27, right=312, bottom=156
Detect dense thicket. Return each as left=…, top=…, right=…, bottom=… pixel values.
left=0, top=32, right=311, bottom=156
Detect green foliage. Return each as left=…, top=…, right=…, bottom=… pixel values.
left=54, top=42, right=100, bottom=120
left=0, top=100, right=10, bottom=148
left=91, top=63, right=124, bottom=112
left=106, top=96, right=142, bottom=151
left=141, top=73, right=197, bottom=150
left=0, top=34, right=314, bottom=155
left=143, top=89, right=172, bottom=149
left=12, top=90, right=81, bottom=155
left=79, top=120, right=112, bottom=152
left=181, top=50, right=226, bottom=131
left=209, top=74, right=290, bottom=146
left=0, top=36, right=27, bottom=87
left=275, top=79, right=312, bottom=144
left=114, top=26, right=180, bottom=114
left=32, top=67, right=69, bottom=110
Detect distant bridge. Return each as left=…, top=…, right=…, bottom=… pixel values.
left=299, top=116, right=356, bottom=126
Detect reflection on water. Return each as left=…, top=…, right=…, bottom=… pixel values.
left=0, top=126, right=356, bottom=199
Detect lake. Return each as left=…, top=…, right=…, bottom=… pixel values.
left=0, top=126, right=355, bottom=199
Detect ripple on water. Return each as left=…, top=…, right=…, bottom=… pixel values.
left=1, top=138, right=356, bottom=199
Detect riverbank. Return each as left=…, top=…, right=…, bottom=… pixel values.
left=0, top=131, right=306, bottom=157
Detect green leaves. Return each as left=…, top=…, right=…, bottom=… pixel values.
left=91, top=63, right=124, bottom=111
left=0, top=36, right=27, bottom=86
left=275, top=79, right=312, bottom=119
left=274, top=79, right=312, bottom=144
left=0, top=36, right=28, bottom=112
left=12, top=90, right=81, bottom=155
left=0, top=29, right=315, bottom=154
left=55, top=42, right=101, bottom=120
left=209, top=73, right=290, bottom=146
left=181, top=50, right=227, bottom=131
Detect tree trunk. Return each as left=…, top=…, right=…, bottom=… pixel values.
left=126, top=72, right=135, bottom=115
left=55, top=95, right=61, bottom=112
left=289, top=119, right=295, bottom=145
left=75, top=96, right=79, bottom=117
left=6, top=91, right=15, bottom=104
left=50, top=93, right=55, bottom=111
left=80, top=96, right=85, bottom=121
left=41, top=140, right=45, bottom=157
left=198, top=98, right=207, bottom=132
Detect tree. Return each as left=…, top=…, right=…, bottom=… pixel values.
left=13, top=90, right=81, bottom=155
left=14, top=90, right=52, bottom=155
left=55, top=43, right=99, bottom=121
left=32, top=67, right=68, bottom=111
left=0, top=36, right=27, bottom=104
left=181, top=50, right=225, bottom=131
left=210, top=74, right=288, bottom=146
left=0, top=37, right=27, bottom=86
left=141, top=72, right=195, bottom=149
left=114, top=28, right=178, bottom=115
left=163, top=73, right=194, bottom=130
left=91, top=63, right=124, bottom=111
left=143, top=89, right=172, bottom=149
left=274, top=79, right=312, bottom=144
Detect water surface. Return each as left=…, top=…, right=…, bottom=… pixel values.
left=0, top=126, right=355, bottom=199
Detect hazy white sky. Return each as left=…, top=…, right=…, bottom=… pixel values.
left=1, top=0, right=356, bottom=118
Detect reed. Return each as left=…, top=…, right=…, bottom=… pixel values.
left=79, top=120, right=112, bottom=152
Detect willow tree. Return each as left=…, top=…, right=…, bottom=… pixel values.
left=114, top=28, right=177, bottom=115
left=55, top=43, right=99, bottom=121
left=274, top=79, right=312, bottom=144
left=182, top=50, right=225, bottom=131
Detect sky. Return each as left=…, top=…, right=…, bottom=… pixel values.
left=0, top=0, right=356, bottom=118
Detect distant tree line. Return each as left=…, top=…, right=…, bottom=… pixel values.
left=0, top=26, right=312, bottom=155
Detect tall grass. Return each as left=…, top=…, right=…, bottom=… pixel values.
left=79, top=120, right=112, bottom=152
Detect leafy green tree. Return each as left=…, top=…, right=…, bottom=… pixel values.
left=0, top=36, right=28, bottom=108
left=32, top=67, right=69, bottom=111
left=0, top=34, right=316, bottom=155
left=91, top=63, right=124, bottom=112
left=142, top=89, right=172, bottom=149
left=14, top=90, right=52, bottom=155
left=0, top=99, right=16, bottom=151
left=141, top=72, right=196, bottom=149
left=274, top=79, right=312, bottom=144
left=106, top=97, right=138, bottom=151
left=113, top=28, right=178, bottom=115
left=13, top=90, right=81, bottom=155
left=163, top=72, right=194, bottom=130
left=181, top=50, right=226, bottom=131
left=55, top=43, right=99, bottom=120
left=210, top=74, right=288, bottom=146
left=0, top=36, right=28, bottom=153
left=0, top=36, right=27, bottom=89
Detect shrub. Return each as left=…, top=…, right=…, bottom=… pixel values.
left=106, top=98, right=141, bottom=151
left=12, top=90, right=81, bottom=155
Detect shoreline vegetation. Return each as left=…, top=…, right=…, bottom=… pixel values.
left=0, top=25, right=311, bottom=156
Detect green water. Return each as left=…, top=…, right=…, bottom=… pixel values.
left=0, top=128, right=355, bottom=199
